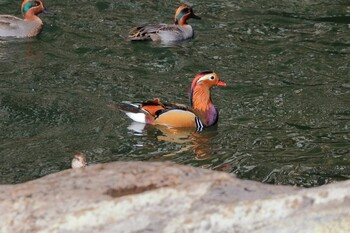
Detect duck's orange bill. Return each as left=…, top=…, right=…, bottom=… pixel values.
left=217, top=80, right=227, bottom=86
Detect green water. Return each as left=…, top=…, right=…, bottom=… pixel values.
left=0, top=0, right=349, bottom=186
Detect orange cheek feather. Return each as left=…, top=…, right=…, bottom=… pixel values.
left=142, top=105, right=165, bottom=116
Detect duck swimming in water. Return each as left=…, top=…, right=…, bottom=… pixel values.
left=118, top=71, right=227, bottom=131
left=127, top=5, right=201, bottom=42
left=0, top=0, right=49, bottom=38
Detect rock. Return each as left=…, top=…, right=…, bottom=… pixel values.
left=0, top=161, right=349, bottom=233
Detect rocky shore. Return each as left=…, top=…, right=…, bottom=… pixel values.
left=1, top=161, right=349, bottom=232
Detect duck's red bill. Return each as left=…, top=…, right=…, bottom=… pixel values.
left=217, top=80, right=227, bottom=86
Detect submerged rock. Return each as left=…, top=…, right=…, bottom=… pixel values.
left=0, top=161, right=349, bottom=232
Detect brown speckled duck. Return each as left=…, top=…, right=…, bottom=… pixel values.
left=127, top=5, right=201, bottom=42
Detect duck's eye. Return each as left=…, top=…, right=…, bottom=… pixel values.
left=34, top=1, right=40, bottom=6
left=182, top=8, right=190, bottom=14
left=210, top=76, right=215, bottom=80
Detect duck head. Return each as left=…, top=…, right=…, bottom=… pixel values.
left=174, top=5, right=201, bottom=26
left=189, top=71, right=226, bottom=112
left=21, top=0, right=48, bottom=19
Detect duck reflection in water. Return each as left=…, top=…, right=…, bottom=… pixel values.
left=127, top=121, right=218, bottom=160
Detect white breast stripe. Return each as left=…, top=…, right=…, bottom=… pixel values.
left=195, top=117, right=204, bottom=131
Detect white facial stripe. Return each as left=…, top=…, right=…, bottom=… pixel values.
left=196, top=74, right=215, bottom=84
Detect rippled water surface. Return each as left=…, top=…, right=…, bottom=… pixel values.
left=1, top=0, right=349, bottom=186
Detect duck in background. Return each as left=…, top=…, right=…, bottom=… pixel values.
left=118, top=71, right=227, bottom=131
left=126, top=5, right=201, bottom=42
left=71, top=152, right=88, bottom=169
left=0, top=0, right=50, bottom=38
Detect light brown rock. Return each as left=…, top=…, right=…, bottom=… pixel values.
left=0, top=161, right=349, bottom=233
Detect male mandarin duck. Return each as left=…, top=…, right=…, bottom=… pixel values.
left=118, top=71, right=227, bottom=131
left=127, top=5, right=201, bottom=42
left=0, top=0, right=49, bottom=38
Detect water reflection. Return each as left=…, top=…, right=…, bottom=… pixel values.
left=151, top=40, right=195, bottom=48
left=127, top=122, right=218, bottom=161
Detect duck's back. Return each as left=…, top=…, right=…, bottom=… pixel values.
left=128, top=24, right=194, bottom=42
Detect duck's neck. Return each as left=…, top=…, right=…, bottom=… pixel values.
left=191, top=86, right=218, bottom=127
left=24, top=11, right=42, bottom=23
left=175, top=16, right=188, bottom=26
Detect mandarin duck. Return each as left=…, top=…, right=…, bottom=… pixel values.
left=71, top=152, right=88, bottom=169
left=118, top=71, right=227, bottom=131
left=127, top=5, right=201, bottom=42
left=0, top=0, right=49, bottom=38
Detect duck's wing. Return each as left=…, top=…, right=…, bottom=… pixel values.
left=117, top=98, right=201, bottom=129
left=127, top=23, right=167, bottom=41
left=0, top=15, right=22, bottom=30
left=117, top=99, right=167, bottom=124
left=118, top=99, right=165, bottom=114
left=124, top=98, right=187, bottom=116
left=127, top=24, right=184, bottom=41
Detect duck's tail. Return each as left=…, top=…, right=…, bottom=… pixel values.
left=112, top=101, right=147, bottom=123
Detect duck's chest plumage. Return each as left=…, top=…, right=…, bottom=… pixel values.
left=194, top=103, right=218, bottom=127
